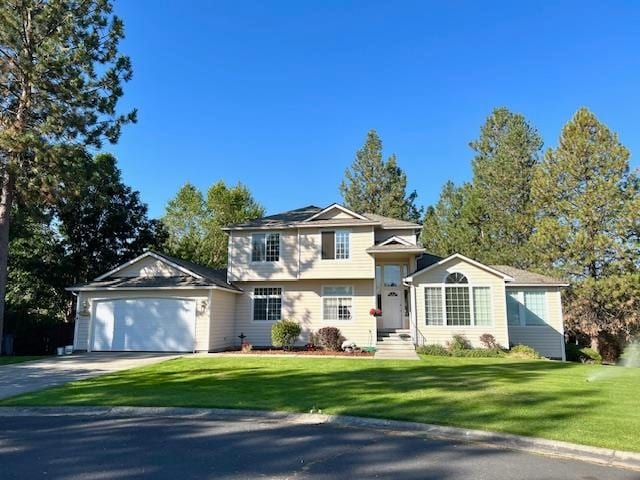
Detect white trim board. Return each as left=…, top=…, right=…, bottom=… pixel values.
left=405, top=253, right=516, bottom=282
left=303, top=203, right=368, bottom=222
left=94, top=251, right=203, bottom=281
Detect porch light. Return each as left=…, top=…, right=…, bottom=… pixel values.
left=199, top=299, right=208, bottom=313
left=79, top=300, right=90, bottom=316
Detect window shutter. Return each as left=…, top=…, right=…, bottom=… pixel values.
left=321, top=231, right=335, bottom=259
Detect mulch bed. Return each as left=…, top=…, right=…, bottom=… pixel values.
left=225, top=347, right=374, bottom=357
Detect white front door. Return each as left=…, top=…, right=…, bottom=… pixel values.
left=382, top=288, right=403, bottom=329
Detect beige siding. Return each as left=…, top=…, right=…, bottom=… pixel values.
left=413, top=258, right=509, bottom=348
left=299, top=226, right=375, bottom=279
left=115, top=257, right=183, bottom=278
left=209, top=290, right=237, bottom=351
left=73, top=289, right=210, bottom=351
left=507, top=287, right=565, bottom=359
left=374, top=229, right=418, bottom=245
left=228, top=229, right=299, bottom=281
left=233, top=279, right=376, bottom=347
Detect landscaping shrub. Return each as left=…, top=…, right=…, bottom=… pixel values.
left=565, top=343, right=602, bottom=364
left=447, top=334, right=471, bottom=351
left=271, top=320, right=302, bottom=349
left=479, top=333, right=501, bottom=350
left=507, top=344, right=543, bottom=359
left=451, top=348, right=504, bottom=358
left=416, top=344, right=450, bottom=356
left=316, top=327, right=344, bottom=351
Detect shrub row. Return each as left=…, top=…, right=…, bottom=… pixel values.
left=417, top=333, right=543, bottom=359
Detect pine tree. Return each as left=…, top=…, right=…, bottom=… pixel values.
left=340, top=130, right=421, bottom=221
left=0, top=0, right=135, bottom=345
left=468, top=107, right=543, bottom=267
left=420, top=181, right=479, bottom=258
left=531, top=107, right=640, bottom=350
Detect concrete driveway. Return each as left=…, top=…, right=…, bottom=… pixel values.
left=0, top=414, right=636, bottom=479
left=0, top=353, right=179, bottom=400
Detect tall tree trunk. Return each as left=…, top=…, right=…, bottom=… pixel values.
left=0, top=170, right=15, bottom=353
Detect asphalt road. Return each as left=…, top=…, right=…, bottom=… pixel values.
left=0, top=415, right=636, bottom=480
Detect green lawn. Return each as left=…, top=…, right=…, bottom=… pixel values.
left=0, top=356, right=46, bottom=365
left=2, top=355, right=639, bottom=452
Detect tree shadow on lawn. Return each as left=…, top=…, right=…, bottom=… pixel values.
left=5, top=357, right=627, bottom=446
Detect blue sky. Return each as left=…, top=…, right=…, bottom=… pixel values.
left=109, top=0, right=640, bottom=219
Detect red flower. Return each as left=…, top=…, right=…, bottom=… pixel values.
left=369, top=308, right=382, bottom=316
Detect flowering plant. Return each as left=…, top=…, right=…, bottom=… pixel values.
left=240, top=341, right=253, bottom=353
left=369, top=308, right=382, bottom=317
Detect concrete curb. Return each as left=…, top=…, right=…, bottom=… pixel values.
left=1, top=406, right=638, bottom=472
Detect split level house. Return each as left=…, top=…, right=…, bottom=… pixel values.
left=70, top=203, right=568, bottom=359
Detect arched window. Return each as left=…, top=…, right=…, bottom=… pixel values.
left=444, top=272, right=471, bottom=325
left=445, top=272, right=468, bottom=284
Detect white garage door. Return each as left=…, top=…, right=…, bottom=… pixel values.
left=91, top=298, right=196, bottom=352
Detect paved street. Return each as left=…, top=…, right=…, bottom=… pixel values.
left=0, top=414, right=636, bottom=479
left=0, top=353, right=177, bottom=400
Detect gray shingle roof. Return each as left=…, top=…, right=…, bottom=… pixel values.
left=70, top=276, right=222, bottom=290
left=224, top=204, right=421, bottom=230
left=491, top=265, right=569, bottom=286
left=69, top=251, right=241, bottom=291
left=362, top=212, right=421, bottom=229
left=225, top=205, right=323, bottom=229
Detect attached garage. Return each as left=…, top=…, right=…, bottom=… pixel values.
left=69, top=251, right=241, bottom=353
left=91, top=298, right=197, bottom=352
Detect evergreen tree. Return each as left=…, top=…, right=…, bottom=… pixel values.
left=468, top=107, right=543, bottom=267
left=420, top=181, right=479, bottom=258
left=340, top=130, right=421, bottom=221
left=531, top=107, right=640, bottom=350
left=0, top=0, right=135, bottom=344
left=55, top=152, right=165, bottom=286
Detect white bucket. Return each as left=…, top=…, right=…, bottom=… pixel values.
left=56, top=347, right=64, bottom=356
left=64, top=345, right=73, bottom=355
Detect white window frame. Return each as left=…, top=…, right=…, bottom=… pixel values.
left=251, top=232, right=281, bottom=263
left=320, top=229, right=351, bottom=261
left=251, top=286, right=283, bottom=322
left=506, top=289, right=549, bottom=327
left=422, top=272, right=493, bottom=327
left=321, top=285, right=354, bottom=322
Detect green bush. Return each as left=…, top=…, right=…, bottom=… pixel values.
left=271, top=320, right=302, bottom=349
left=565, top=343, right=602, bottom=363
left=451, top=348, right=504, bottom=358
left=447, top=334, right=472, bottom=351
left=508, top=344, right=543, bottom=359
left=417, top=344, right=450, bottom=356
left=316, top=327, right=344, bottom=351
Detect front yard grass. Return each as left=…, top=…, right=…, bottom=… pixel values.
left=0, top=356, right=46, bottom=365
left=1, top=355, right=639, bottom=452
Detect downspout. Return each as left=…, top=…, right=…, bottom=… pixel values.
left=404, top=279, right=418, bottom=346
left=71, top=292, right=80, bottom=351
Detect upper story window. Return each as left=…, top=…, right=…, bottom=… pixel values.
left=321, top=230, right=350, bottom=260
left=252, top=233, right=280, bottom=262
left=424, top=273, right=492, bottom=327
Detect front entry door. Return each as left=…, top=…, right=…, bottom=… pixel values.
left=382, top=288, right=403, bottom=329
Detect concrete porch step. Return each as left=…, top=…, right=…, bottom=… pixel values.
left=375, top=343, right=416, bottom=351
left=374, top=350, right=420, bottom=360
left=376, top=338, right=413, bottom=345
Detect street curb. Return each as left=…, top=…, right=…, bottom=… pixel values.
left=1, top=406, right=639, bottom=472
